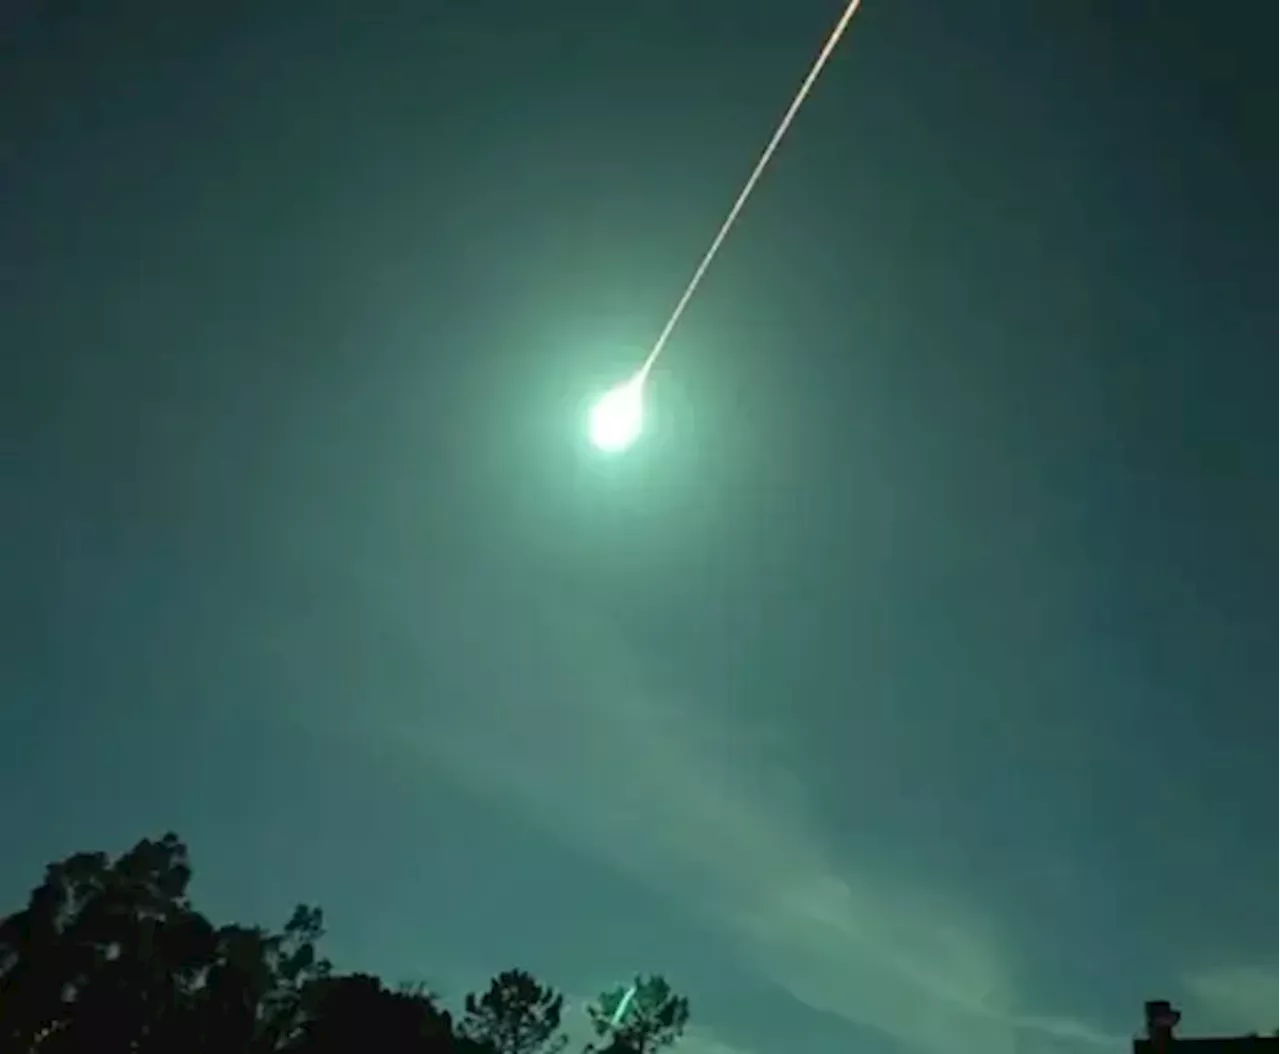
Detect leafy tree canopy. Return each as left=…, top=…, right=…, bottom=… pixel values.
left=0, top=834, right=690, bottom=1054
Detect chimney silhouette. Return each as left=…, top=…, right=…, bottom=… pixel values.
left=1145, top=1001, right=1182, bottom=1049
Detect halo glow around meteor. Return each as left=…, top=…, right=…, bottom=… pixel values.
left=588, top=376, right=645, bottom=452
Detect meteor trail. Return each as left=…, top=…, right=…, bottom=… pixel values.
left=587, top=0, right=866, bottom=453
left=636, top=0, right=866, bottom=382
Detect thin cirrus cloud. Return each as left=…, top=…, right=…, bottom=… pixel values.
left=1182, top=966, right=1278, bottom=1035
left=376, top=581, right=1116, bottom=1054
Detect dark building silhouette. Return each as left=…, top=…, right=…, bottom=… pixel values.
left=1134, top=1001, right=1278, bottom=1054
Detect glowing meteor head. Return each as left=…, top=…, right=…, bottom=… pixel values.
left=588, top=375, right=645, bottom=453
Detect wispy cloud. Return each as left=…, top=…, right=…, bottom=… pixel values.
left=668, top=1026, right=770, bottom=1054
left=1183, top=966, right=1278, bottom=1034
left=375, top=584, right=1112, bottom=1054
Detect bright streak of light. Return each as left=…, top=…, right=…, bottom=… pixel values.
left=636, top=0, right=866, bottom=384
left=588, top=375, right=645, bottom=452
left=609, top=984, right=639, bottom=1029
left=587, top=0, right=865, bottom=454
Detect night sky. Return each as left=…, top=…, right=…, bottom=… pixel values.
left=2, top=3, right=1274, bottom=1053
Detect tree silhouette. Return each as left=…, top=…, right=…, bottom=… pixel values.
left=188, top=905, right=331, bottom=1052
left=0, top=833, right=693, bottom=1054
left=287, top=973, right=455, bottom=1054
left=459, top=969, right=566, bottom=1054
left=0, top=833, right=212, bottom=1053
left=586, top=976, right=689, bottom=1054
